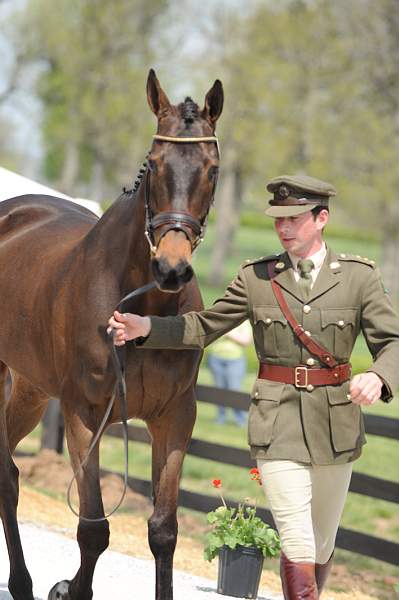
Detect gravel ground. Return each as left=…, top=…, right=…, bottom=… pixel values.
left=0, top=523, right=283, bottom=600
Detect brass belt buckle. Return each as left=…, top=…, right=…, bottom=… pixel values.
left=295, top=366, right=308, bottom=388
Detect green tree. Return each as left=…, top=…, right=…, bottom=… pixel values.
left=20, top=0, right=169, bottom=201
left=193, top=0, right=399, bottom=303
left=326, top=0, right=399, bottom=302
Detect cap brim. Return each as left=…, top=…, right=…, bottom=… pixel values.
left=265, top=203, right=315, bottom=218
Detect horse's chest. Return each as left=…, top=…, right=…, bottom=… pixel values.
left=124, top=349, right=201, bottom=419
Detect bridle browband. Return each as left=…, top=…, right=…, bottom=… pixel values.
left=144, top=133, right=220, bottom=256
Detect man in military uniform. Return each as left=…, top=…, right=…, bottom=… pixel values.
left=108, top=175, right=399, bottom=599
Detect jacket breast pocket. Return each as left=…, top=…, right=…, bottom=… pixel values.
left=252, top=306, right=289, bottom=358
left=248, top=379, right=284, bottom=446
left=321, top=309, right=358, bottom=360
left=327, top=382, right=364, bottom=452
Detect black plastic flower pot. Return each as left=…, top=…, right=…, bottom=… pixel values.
left=217, top=545, right=264, bottom=598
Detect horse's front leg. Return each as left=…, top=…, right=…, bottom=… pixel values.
left=48, top=408, right=109, bottom=600
left=147, top=390, right=196, bottom=600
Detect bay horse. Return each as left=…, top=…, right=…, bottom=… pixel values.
left=0, top=69, right=223, bottom=600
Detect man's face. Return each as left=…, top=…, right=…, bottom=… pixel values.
left=274, top=209, right=329, bottom=258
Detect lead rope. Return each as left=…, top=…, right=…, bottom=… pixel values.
left=66, top=133, right=219, bottom=521
left=66, top=280, right=158, bottom=522
left=66, top=157, right=155, bottom=522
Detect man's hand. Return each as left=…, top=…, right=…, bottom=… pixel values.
left=107, top=311, right=151, bottom=346
left=349, top=372, right=383, bottom=405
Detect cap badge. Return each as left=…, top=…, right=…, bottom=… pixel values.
left=278, top=185, right=290, bottom=199
left=275, top=261, right=285, bottom=270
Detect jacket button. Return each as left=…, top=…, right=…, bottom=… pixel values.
left=265, top=318, right=272, bottom=324
left=305, top=330, right=311, bottom=337
left=306, top=358, right=315, bottom=366
left=306, top=384, right=314, bottom=392
left=303, top=305, right=311, bottom=314
left=346, top=393, right=351, bottom=400
left=338, top=320, right=345, bottom=327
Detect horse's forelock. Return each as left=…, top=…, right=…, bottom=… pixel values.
left=179, top=97, right=199, bottom=126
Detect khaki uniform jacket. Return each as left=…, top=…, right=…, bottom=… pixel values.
left=142, top=247, right=399, bottom=465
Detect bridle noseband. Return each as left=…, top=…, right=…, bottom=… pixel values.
left=144, top=133, right=220, bottom=256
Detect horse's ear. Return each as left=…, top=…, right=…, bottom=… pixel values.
left=147, top=69, right=171, bottom=117
left=202, top=80, right=224, bottom=126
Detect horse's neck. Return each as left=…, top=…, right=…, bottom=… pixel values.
left=83, top=184, right=151, bottom=287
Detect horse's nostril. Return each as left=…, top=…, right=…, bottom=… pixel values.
left=181, top=264, right=194, bottom=283
left=152, top=258, right=193, bottom=289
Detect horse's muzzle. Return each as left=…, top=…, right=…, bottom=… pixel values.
left=152, top=257, right=194, bottom=292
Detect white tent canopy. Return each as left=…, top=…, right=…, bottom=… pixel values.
left=0, top=166, right=102, bottom=217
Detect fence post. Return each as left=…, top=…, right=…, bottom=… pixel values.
left=40, top=398, right=64, bottom=454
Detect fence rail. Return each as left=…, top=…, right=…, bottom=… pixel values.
left=41, top=384, right=399, bottom=566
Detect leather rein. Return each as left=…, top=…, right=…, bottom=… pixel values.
left=67, top=133, right=219, bottom=522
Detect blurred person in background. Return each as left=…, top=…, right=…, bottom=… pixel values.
left=207, top=320, right=252, bottom=426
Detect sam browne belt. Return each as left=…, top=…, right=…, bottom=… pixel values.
left=261, top=260, right=351, bottom=389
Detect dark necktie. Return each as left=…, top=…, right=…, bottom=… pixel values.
left=297, top=259, right=315, bottom=300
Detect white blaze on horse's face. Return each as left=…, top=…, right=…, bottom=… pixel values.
left=145, top=69, right=223, bottom=292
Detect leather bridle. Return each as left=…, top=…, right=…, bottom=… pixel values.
left=144, top=133, right=220, bottom=256
left=67, top=134, right=220, bottom=522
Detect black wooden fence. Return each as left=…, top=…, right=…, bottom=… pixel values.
left=40, top=384, right=399, bottom=566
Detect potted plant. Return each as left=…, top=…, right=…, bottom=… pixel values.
left=204, top=468, right=280, bottom=599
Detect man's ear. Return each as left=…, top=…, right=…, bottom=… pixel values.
left=317, top=208, right=330, bottom=230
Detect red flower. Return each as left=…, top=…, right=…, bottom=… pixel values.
left=249, top=467, right=262, bottom=485
left=212, top=479, right=222, bottom=488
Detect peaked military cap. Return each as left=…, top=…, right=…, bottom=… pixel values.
left=265, top=174, right=336, bottom=217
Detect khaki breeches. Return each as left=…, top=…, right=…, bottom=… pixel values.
left=257, top=459, right=353, bottom=564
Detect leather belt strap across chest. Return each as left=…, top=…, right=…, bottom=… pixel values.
left=261, top=260, right=351, bottom=388
left=258, top=362, right=352, bottom=388
left=266, top=260, right=338, bottom=368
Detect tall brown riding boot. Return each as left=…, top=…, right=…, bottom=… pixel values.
left=315, top=552, right=334, bottom=596
left=280, top=552, right=319, bottom=599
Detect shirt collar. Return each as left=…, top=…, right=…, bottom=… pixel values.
left=289, top=242, right=327, bottom=272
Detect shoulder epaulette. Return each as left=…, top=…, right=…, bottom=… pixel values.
left=242, top=253, right=281, bottom=268
left=337, top=253, right=376, bottom=268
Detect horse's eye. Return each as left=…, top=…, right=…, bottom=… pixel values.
left=208, top=166, right=219, bottom=181
left=148, top=159, right=158, bottom=174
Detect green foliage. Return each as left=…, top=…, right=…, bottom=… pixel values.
left=18, top=0, right=170, bottom=195
left=204, top=502, right=280, bottom=562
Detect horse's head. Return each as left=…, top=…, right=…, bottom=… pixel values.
left=145, top=69, right=223, bottom=292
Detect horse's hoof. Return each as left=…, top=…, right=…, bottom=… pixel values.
left=47, top=580, right=71, bottom=600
